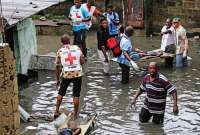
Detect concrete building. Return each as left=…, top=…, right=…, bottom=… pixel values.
left=1, top=0, right=64, bottom=75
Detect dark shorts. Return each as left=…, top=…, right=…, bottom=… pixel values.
left=165, top=44, right=175, bottom=54
left=139, top=107, right=164, bottom=124
left=164, top=44, right=175, bottom=67
left=58, top=77, right=82, bottom=97
left=73, top=29, right=86, bottom=46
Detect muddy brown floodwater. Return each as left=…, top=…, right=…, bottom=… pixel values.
left=19, top=32, right=200, bottom=135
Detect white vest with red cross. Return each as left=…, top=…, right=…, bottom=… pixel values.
left=69, top=5, right=85, bottom=26
left=60, top=45, right=82, bottom=72
left=81, top=3, right=96, bottom=29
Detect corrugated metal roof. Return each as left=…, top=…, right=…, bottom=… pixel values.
left=1, top=0, right=65, bottom=25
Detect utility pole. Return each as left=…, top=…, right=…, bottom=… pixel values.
left=0, top=0, right=4, bottom=43
left=0, top=17, right=4, bottom=43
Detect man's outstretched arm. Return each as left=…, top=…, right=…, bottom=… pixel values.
left=132, top=90, right=143, bottom=105
left=171, top=91, right=178, bottom=115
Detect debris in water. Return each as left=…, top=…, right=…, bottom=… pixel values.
left=195, top=82, right=200, bottom=85
left=26, top=126, right=37, bottom=130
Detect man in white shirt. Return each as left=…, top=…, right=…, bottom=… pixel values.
left=160, top=18, right=176, bottom=67
left=68, top=0, right=90, bottom=57
left=81, top=0, right=102, bottom=29
left=173, top=18, right=188, bottom=68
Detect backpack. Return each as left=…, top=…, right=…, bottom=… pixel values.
left=107, top=36, right=122, bottom=57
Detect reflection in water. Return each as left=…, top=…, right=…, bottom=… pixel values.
left=19, top=36, right=200, bottom=135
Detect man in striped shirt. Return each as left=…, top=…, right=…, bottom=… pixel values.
left=132, top=62, right=178, bottom=124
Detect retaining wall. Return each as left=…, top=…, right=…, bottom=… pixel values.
left=0, top=44, right=20, bottom=135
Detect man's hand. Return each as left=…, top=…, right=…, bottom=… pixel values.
left=183, top=51, right=187, bottom=58
left=130, top=60, right=140, bottom=71
left=131, top=98, right=137, bottom=109
left=135, top=48, right=142, bottom=52
left=173, top=105, right=179, bottom=115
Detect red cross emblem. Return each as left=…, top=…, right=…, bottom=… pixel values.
left=76, top=12, right=81, bottom=18
left=65, top=53, right=77, bottom=65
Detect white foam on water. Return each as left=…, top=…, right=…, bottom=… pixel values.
left=40, top=81, right=56, bottom=87
left=26, top=126, right=37, bottom=130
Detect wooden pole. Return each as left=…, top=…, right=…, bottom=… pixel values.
left=122, top=0, right=125, bottom=26
left=0, top=17, right=4, bottom=42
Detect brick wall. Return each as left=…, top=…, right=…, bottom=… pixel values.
left=0, top=44, right=20, bottom=135
left=152, top=0, right=200, bottom=31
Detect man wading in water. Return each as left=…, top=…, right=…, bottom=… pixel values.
left=173, top=18, right=189, bottom=68
left=97, top=18, right=111, bottom=75
left=54, top=34, right=85, bottom=119
left=132, top=62, right=178, bottom=124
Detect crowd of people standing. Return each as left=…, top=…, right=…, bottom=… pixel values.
left=54, top=0, right=188, bottom=131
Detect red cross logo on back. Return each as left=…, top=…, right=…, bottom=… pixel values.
left=65, top=53, right=77, bottom=65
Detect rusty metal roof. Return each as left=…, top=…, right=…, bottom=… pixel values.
left=1, top=0, right=65, bottom=25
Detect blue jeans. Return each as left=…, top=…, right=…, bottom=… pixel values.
left=176, top=54, right=187, bottom=68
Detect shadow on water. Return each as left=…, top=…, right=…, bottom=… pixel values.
left=19, top=35, right=200, bottom=135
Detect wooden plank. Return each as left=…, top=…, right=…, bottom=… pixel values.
left=58, top=113, right=73, bottom=130
left=79, top=115, right=96, bottom=135
left=140, top=53, right=175, bottom=61
left=111, top=52, right=175, bottom=66
left=58, top=112, right=96, bottom=135
left=161, top=53, right=175, bottom=58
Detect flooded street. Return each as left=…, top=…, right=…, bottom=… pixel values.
left=19, top=33, right=200, bottom=135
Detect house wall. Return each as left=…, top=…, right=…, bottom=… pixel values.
left=14, top=18, right=37, bottom=75
left=151, top=0, right=200, bottom=32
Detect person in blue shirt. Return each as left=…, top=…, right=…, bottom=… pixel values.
left=69, top=0, right=91, bottom=57
left=103, top=5, right=120, bottom=37
left=117, top=26, right=143, bottom=84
